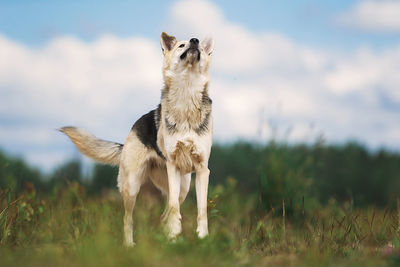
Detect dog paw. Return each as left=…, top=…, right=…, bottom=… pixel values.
left=196, top=227, right=209, bottom=239
left=166, top=209, right=182, bottom=239
left=196, top=218, right=208, bottom=238
left=124, top=240, right=136, bottom=247
left=167, top=220, right=182, bottom=239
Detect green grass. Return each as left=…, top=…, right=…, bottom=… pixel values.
left=1, top=180, right=400, bottom=267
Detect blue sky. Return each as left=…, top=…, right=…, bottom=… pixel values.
left=1, top=0, right=400, bottom=171
left=1, top=0, right=399, bottom=48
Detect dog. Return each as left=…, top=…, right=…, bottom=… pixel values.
left=60, top=32, right=215, bottom=246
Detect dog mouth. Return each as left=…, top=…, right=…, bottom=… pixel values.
left=180, top=47, right=200, bottom=62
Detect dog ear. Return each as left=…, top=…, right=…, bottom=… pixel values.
left=201, top=37, right=214, bottom=56
left=160, top=32, right=177, bottom=54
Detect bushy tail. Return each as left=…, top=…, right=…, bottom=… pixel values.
left=59, top=127, right=123, bottom=166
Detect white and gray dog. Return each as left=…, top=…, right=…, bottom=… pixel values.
left=60, top=32, right=215, bottom=246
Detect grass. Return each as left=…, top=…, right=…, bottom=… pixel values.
left=1, top=180, right=400, bottom=267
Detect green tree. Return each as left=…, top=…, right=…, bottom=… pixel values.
left=89, top=164, right=118, bottom=194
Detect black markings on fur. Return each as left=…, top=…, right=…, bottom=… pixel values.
left=165, top=117, right=177, bottom=134
left=155, top=104, right=161, bottom=129
left=180, top=47, right=200, bottom=61
left=194, top=112, right=210, bottom=135
left=131, top=106, right=165, bottom=160
left=194, top=88, right=212, bottom=135
left=180, top=50, right=187, bottom=60
left=202, top=91, right=212, bottom=105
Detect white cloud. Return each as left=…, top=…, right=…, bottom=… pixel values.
left=169, top=0, right=400, bottom=146
left=336, top=0, right=400, bottom=32
left=169, top=0, right=328, bottom=76
left=0, top=34, right=163, bottom=170
left=1, top=0, right=400, bottom=171
left=323, top=46, right=400, bottom=100
left=0, top=34, right=163, bottom=125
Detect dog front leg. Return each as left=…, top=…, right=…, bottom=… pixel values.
left=166, top=161, right=182, bottom=239
left=195, top=167, right=210, bottom=238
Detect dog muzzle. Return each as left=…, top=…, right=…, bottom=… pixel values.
left=180, top=38, right=200, bottom=62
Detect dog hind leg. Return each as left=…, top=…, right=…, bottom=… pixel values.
left=148, top=166, right=169, bottom=223
left=122, top=192, right=137, bottom=246
left=120, top=170, right=144, bottom=246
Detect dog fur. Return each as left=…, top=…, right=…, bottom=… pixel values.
left=60, top=32, right=215, bottom=246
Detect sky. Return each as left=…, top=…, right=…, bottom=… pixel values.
left=0, top=0, right=400, bottom=172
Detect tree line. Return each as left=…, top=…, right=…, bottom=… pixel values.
left=1, top=141, right=400, bottom=209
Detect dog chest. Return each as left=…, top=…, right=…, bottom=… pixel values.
left=162, top=133, right=211, bottom=173
left=170, top=140, right=202, bottom=173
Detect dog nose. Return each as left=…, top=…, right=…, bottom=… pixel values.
left=190, top=38, right=199, bottom=45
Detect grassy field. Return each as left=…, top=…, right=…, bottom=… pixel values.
left=1, top=179, right=400, bottom=267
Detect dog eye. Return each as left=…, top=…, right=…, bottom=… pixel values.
left=179, top=44, right=185, bottom=48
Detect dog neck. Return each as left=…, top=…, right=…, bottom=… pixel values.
left=161, top=71, right=211, bottom=132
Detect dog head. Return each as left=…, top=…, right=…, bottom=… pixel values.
left=160, top=32, right=214, bottom=82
